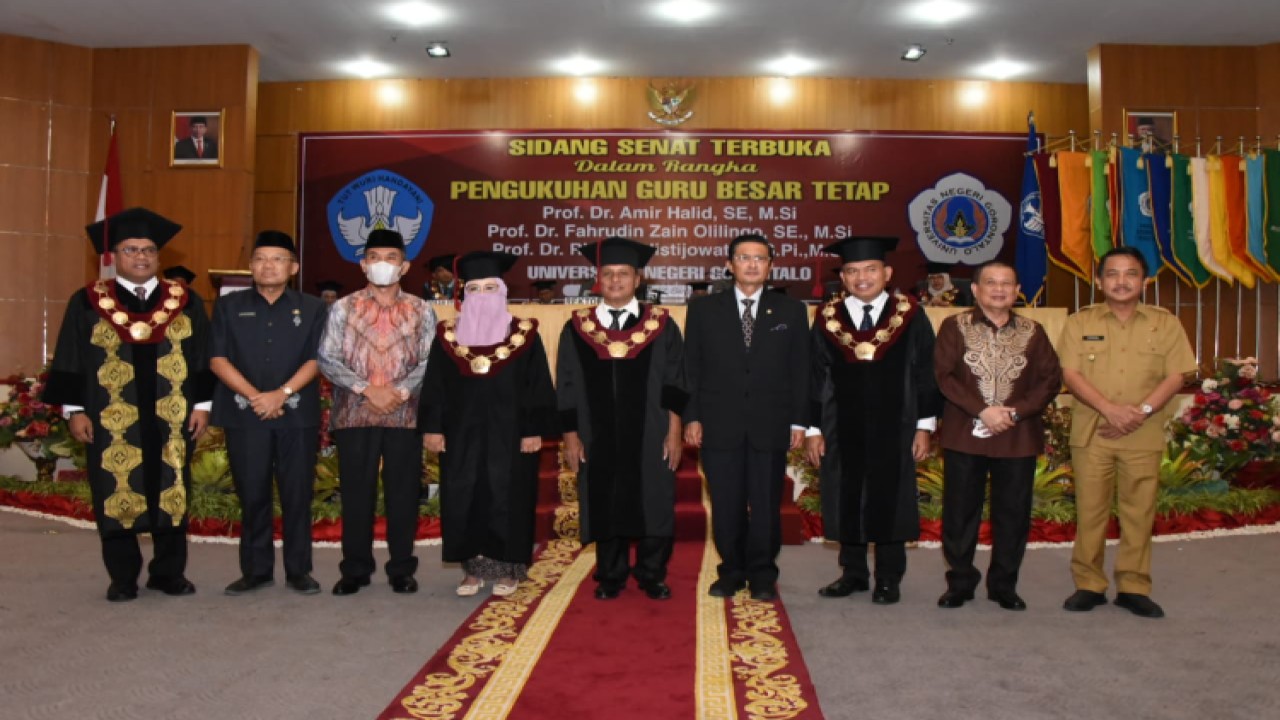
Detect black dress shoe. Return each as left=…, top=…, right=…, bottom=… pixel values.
left=749, top=586, right=778, bottom=602
left=390, top=575, right=419, bottom=594
left=1114, top=592, right=1165, bottom=618
left=871, top=582, right=900, bottom=605
left=1062, top=589, right=1108, bottom=612
left=594, top=584, right=622, bottom=600
left=639, top=581, right=672, bottom=600
left=146, top=576, right=196, bottom=596
left=708, top=578, right=746, bottom=598
left=332, top=576, right=371, bottom=596
left=106, top=582, right=138, bottom=603
left=224, top=576, right=274, bottom=596
left=818, top=577, right=870, bottom=598
left=937, top=589, right=974, bottom=608
left=286, top=574, right=321, bottom=595
left=988, top=589, right=1027, bottom=611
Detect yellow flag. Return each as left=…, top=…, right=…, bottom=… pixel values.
left=1208, top=155, right=1255, bottom=288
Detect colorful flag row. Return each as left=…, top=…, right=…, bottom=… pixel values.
left=1016, top=124, right=1280, bottom=305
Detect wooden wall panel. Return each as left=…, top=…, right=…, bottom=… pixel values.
left=0, top=33, right=94, bottom=374
left=1256, top=44, right=1280, bottom=142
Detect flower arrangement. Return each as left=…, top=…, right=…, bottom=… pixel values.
left=0, top=368, right=85, bottom=479
left=1167, top=357, right=1280, bottom=479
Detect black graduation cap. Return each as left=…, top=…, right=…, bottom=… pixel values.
left=86, top=207, right=182, bottom=254
left=364, top=229, right=405, bottom=252
left=427, top=254, right=455, bottom=272
left=689, top=282, right=710, bottom=291
left=162, top=265, right=196, bottom=284
left=822, top=236, right=899, bottom=264
left=576, top=236, right=657, bottom=270
left=255, top=230, right=296, bottom=254
left=456, top=251, right=519, bottom=282
left=532, top=280, right=557, bottom=291
left=316, top=280, right=343, bottom=294
left=924, top=261, right=956, bottom=275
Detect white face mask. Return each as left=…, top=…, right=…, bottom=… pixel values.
left=365, top=261, right=402, bottom=286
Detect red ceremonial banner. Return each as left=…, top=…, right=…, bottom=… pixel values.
left=298, top=130, right=1025, bottom=301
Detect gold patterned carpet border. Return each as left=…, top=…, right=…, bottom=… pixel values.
left=378, top=538, right=592, bottom=720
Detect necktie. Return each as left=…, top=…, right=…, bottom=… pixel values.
left=741, top=298, right=755, bottom=348
left=608, top=308, right=625, bottom=330
left=859, top=304, right=874, bottom=332
left=135, top=286, right=148, bottom=302
left=196, top=139, right=203, bottom=157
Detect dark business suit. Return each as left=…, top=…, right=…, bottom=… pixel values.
left=683, top=288, right=810, bottom=591
left=174, top=137, right=218, bottom=160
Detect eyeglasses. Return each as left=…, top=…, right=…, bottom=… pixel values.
left=732, top=254, right=770, bottom=264
left=250, top=255, right=295, bottom=265
left=116, top=246, right=159, bottom=257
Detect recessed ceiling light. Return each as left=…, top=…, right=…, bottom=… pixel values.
left=384, top=2, right=447, bottom=27
left=902, top=44, right=926, bottom=61
left=551, top=55, right=606, bottom=76
left=903, top=1, right=974, bottom=24
left=762, top=54, right=818, bottom=76
left=425, top=43, right=450, bottom=58
left=340, top=58, right=392, bottom=79
left=652, top=1, right=717, bottom=23
left=974, top=58, right=1029, bottom=80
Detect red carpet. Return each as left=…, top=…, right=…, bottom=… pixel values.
left=376, top=455, right=825, bottom=719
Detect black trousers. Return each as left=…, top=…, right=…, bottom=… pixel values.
left=334, top=427, right=422, bottom=580
left=701, top=445, right=786, bottom=589
left=101, top=531, right=187, bottom=587
left=225, top=426, right=319, bottom=580
left=594, top=536, right=674, bottom=588
left=838, top=542, right=906, bottom=585
left=941, top=449, right=1036, bottom=594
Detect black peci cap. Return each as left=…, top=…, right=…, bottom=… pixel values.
left=364, top=229, right=405, bottom=252
left=162, top=265, right=196, bottom=284
left=87, top=207, right=182, bottom=254
left=254, top=230, right=296, bottom=254
left=316, top=280, right=343, bottom=293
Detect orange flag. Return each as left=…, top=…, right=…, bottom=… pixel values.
left=1055, top=151, right=1094, bottom=278
left=1222, top=154, right=1271, bottom=279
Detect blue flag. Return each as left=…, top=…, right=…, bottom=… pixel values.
left=1118, top=147, right=1162, bottom=276
left=1147, top=153, right=1192, bottom=284
left=1014, top=118, right=1046, bottom=305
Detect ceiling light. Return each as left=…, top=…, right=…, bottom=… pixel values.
left=551, top=55, right=605, bottom=76
left=384, top=2, right=447, bottom=27
left=425, top=43, right=450, bottom=58
left=762, top=54, right=818, bottom=76
left=903, top=1, right=974, bottom=24
left=974, top=58, right=1029, bottom=80
left=340, top=58, right=392, bottom=79
left=651, top=1, right=717, bottom=23
left=902, top=44, right=926, bottom=61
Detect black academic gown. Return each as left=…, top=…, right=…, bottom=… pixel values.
left=555, top=306, right=688, bottom=543
left=811, top=292, right=941, bottom=544
left=42, top=280, right=213, bottom=538
left=417, top=318, right=558, bottom=565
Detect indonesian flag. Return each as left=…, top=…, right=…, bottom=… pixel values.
left=96, top=124, right=123, bottom=279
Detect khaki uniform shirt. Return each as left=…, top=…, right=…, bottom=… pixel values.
left=1058, top=303, right=1196, bottom=451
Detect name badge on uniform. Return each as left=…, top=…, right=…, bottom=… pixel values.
left=292, top=308, right=302, bottom=327
left=1083, top=335, right=1104, bottom=341
left=238, top=311, right=256, bottom=317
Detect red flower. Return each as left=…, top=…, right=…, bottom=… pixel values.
left=1228, top=440, right=1247, bottom=452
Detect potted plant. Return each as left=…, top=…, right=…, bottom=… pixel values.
left=0, top=368, right=85, bottom=481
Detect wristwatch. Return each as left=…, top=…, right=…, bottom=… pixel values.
left=281, top=385, right=294, bottom=396
left=1140, top=403, right=1154, bottom=415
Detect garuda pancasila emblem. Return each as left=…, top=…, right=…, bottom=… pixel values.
left=646, top=83, right=696, bottom=127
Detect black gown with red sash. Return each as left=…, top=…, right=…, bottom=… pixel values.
left=555, top=305, right=688, bottom=543
left=810, top=290, right=941, bottom=544
left=417, top=317, right=558, bottom=565
left=42, top=279, right=212, bottom=538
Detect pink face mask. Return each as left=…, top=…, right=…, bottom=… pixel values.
left=454, top=278, right=511, bottom=346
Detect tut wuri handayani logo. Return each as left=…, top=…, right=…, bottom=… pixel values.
left=327, top=170, right=434, bottom=262
left=908, top=173, right=1011, bottom=264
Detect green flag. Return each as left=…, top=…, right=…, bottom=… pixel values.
left=1171, top=153, right=1211, bottom=288
left=1264, top=149, right=1280, bottom=277
left=1090, top=150, right=1113, bottom=258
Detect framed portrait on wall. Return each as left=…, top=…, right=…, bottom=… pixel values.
left=1123, top=109, right=1177, bottom=151
left=170, top=110, right=224, bottom=167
